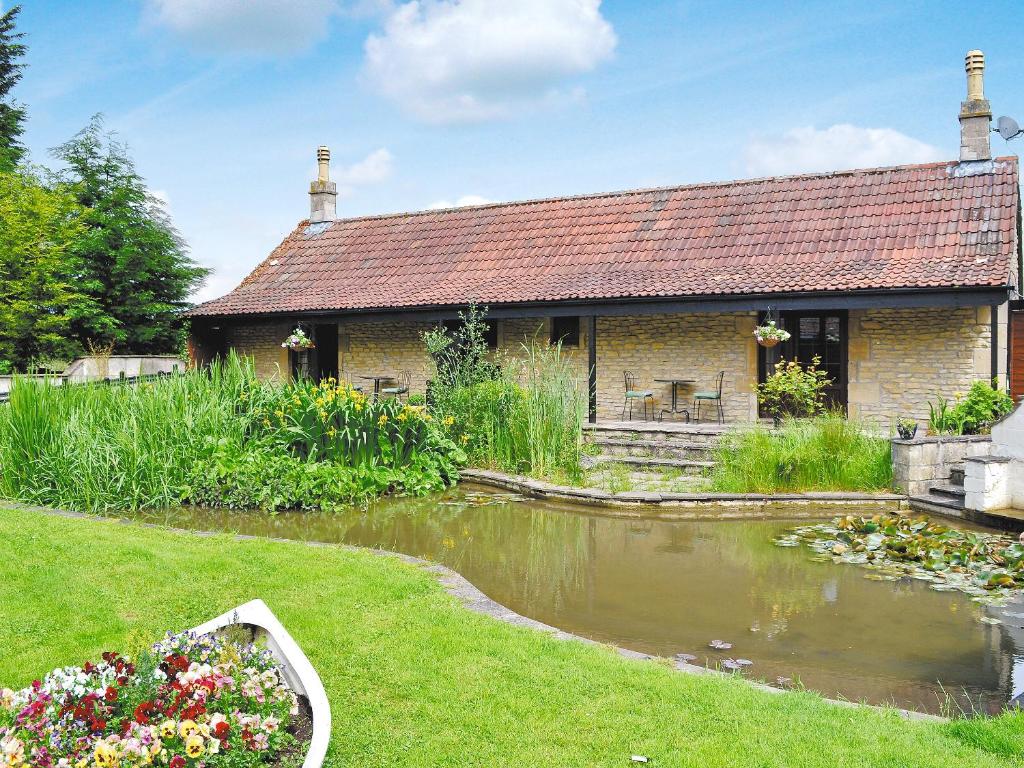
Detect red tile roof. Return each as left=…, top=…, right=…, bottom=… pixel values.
left=191, top=157, right=1019, bottom=317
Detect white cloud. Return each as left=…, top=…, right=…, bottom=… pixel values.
left=335, top=148, right=394, bottom=186
left=427, top=194, right=494, bottom=209
left=364, top=0, right=617, bottom=123
left=143, top=0, right=340, bottom=55
left=743, top=124, right=943, bottom=177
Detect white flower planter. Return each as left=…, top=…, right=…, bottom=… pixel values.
left=191, top=600, right=331, bottom=768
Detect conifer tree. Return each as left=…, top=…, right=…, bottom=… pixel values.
left=0, top=5, right=27, bottom=171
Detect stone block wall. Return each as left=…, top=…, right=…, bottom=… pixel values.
left=221, top=320, right=292, bottom=380
left=594, top=313, right=759, bottom=422
left=339, top=320, right=434, bottom=395
left=848, top=306, right=997, bottom=425
left=891, top=434, right=992, bottom=496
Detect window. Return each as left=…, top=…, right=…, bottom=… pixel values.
left=550, top=316, right=580, bottom=347
left=442, top=318, right=498, bottom=349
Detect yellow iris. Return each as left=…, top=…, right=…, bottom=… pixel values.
left=443, top=415, right=455, bottom=427
left=378, top=414, right=388, bottom=426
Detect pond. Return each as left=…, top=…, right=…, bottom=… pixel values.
left=128, top=485, right=1024, bottom=716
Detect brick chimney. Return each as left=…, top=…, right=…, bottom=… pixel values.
left=959, top=50, right=992, bottom=162
left=309, top=145, right=337, bottom=223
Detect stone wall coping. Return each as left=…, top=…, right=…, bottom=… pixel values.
left=460, top=468, right=905, bottom=511
left=891, top=434, right=992, bottom=446
left=964, top=455, right=1013, bottom=464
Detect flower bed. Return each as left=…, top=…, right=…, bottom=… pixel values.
left=0, top=629, right=308, bottom=767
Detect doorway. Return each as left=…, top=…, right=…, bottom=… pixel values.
left=758, top=310, right=848, bottom=411
left=289, top=323, right=339, bottom=382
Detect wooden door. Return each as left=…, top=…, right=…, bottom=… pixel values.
left=1012, top=306, right=1024, bottom=401
left=759, top=311, right=848, bottom=411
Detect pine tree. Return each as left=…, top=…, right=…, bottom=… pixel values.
left=0, top=168, right=105, bottom=370
left=52, top=115, right=209, bottom=354
left=0, top=5, right=27, bottom=171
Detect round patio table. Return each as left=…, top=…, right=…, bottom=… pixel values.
left=654, top=378, right=694, bottom=421
left=358, top=373, right=394, bottom=400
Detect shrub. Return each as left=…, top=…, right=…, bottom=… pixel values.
left=708, top=413, right=892, bottom=493
left=928, top=380, right=1013, bottom=435
left=0, top=354, right=464, bottom=512
left=757, top=356, right=831, bottom=421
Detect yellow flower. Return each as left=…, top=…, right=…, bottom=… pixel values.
left=378, top=414, right=388, bottom=426
left=178, top=720, right=200, bottom=739
left=262, top=418, right=271, bottom=428
left=185, top=735, right=205, bottom=759
left=461, top=434, right=470, bottom=444
left=397, top=411, right=408, bottom=422
left=159, top=720, right=177, bottom=740
left=274, top=409, right=284, bottom=419
left=327, top=426, right=337, bottom=438
left=443, top=415, right=455, bottom=427
left=319, top=409, right=328, bottom=421
left=93, top=742, right=118, bottom=768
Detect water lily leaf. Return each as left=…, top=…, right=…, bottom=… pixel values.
left=708, top=640, right=732, bottom=650
left=734, top=658, right=753, bottom=666
left=720, top=659, right=743, bottom=671
left=674, top=653, right=697, bottom=663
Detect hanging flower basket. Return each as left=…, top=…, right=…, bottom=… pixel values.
left=754, top=321, right=791, bottom=348
left=282, top=327, right=315, bottom=351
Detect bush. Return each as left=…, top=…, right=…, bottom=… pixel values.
left=0, top=354, right=464, bottom=512
left=708, top=413, right=892, bottom=493
left=928, top=381, right=1014, bottom=435
left=757, top=356, right=831, bottom=421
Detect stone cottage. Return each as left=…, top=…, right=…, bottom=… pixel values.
left=189, top=51, right=1021, bottom=425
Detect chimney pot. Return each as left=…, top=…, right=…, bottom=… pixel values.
left=309, top=144, right=337, bottom=223
left=959, top=49, right=991, bottom=162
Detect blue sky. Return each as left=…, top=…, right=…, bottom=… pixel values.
left=10, top=0, right=1024, bottom=302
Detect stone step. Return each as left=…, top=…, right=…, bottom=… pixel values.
left=929, top=483, right=966, bottom=501
left=583, top=421, right=729, bottom=446
left=586, top=454, right=714, bottom=476
left=907, top=494, right=967, bottom=519
left=949, top=466, right=965, bottom=487
left=588, top=437, right=713, bottom=461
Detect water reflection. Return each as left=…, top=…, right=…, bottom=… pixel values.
left=131, top=486, right=1024, bottom=715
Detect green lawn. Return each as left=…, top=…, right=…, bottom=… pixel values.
left=1, top=506, right=1022, bottom=767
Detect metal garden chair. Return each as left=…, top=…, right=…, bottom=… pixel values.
left=693, top=370, right=725, bottom=424
left=622, top=371, right=655, bottom=421
left=381, top=370, right=411, bottom=401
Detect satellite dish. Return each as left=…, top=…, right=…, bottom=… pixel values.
left=995, top=115, right=1023, bottom=141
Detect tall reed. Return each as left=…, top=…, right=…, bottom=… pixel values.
left=0, top=355, right=257, bottom=510
left=435, top=342, right=585, bottom=483
left=708, top=412, right=892, bottom=493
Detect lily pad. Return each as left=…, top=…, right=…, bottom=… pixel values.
left=674, top=653, right=697, bottom=663
left=708, top=640, right=732, bottom=650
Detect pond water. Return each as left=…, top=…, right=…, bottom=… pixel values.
left=128, top=485, right=1024, bottom=716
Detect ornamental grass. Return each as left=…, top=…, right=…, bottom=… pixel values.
left=708, top=412, right=893, bottom=493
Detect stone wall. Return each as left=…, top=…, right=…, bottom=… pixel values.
left=891, top=434, right=992, bottom=496
left=965, top=402, right=1024, bottom=511
left=594, top=313, right=759, bottom=422
left=220, top=320, right=292, bottom=380
left=848, top=306, right=997, bottom=425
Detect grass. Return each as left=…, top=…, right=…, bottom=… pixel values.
left=2, top=505, right=1023, bottom=766
left=708, top=413, right=893, bottom=493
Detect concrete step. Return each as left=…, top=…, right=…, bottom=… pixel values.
left=929, top=483, right=966, bottom=501
left=588, top=437, right=713, bottom=461
left=586, top=454, right=714, bottom=476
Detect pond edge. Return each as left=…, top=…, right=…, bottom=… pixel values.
left=460, top=468, right=907, bottom=518
left=6, top=501, right=940, bottom=723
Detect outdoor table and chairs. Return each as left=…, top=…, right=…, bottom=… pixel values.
left=381, top=370, right=411, bottom=401
left=655, top=377, right=694, bottom=421
left=692, top=370, right=725, bottom=424
left=358, top=373, right=394, bottom=400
